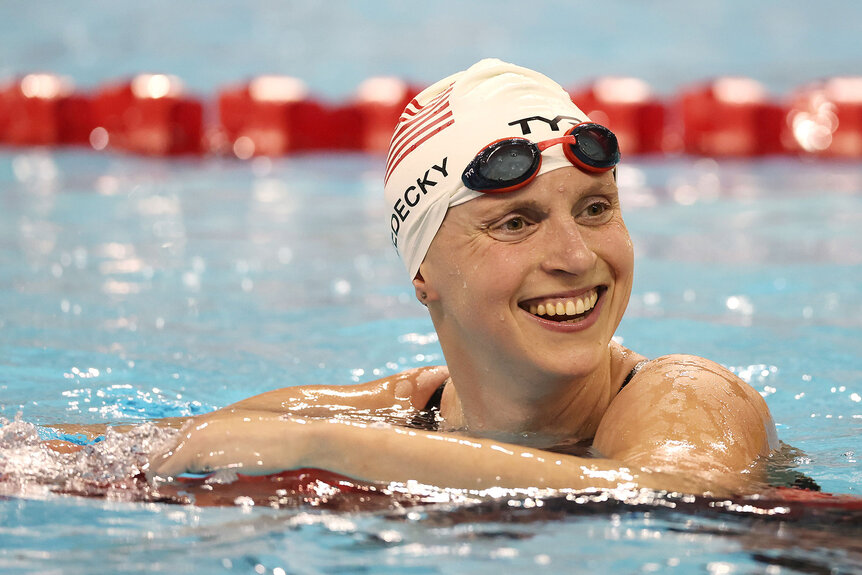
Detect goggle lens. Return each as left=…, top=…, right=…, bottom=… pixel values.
left=462, top=123, right=619, bottom=193
left=564, top=123, right=620, bottom=171
left=461, top=139, right=540, bottom=192
left=481, top=142, right=538, bottom=182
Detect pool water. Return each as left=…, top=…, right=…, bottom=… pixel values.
left=1, top=149, right=861, bottom=573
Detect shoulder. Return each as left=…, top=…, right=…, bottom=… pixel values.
left=594, top=354, right=779, bottom=473
left=623, top=354, right=770, bottom=409
left=225, top=365, right=449, bottom=414
left=390, top=365, right=451, bottom=410
left=611, top=354, right=775, bottom=424
left=314, top=365, right=450, bottom=411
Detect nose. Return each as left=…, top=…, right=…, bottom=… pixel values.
left=538, top=216, right=597, bottom=276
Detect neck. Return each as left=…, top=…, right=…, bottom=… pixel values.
left=440, top=345, right=624, bottom=446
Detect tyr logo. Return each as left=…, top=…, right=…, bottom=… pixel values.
left=508, top=115, right=582, bottom=135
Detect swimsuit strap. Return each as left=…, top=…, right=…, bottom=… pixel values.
left=619, top=360, right=649, bottom=393
left=407, top=379, right=448, bottom=431
left=421, top=381, right=447, bottom=412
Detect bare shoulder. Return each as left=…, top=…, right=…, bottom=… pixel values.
left=287, top=365, right=449, bottom=408
left=225, top=365, right=450, bottom=414
left=594, top=354, right=779, bottom=480
left=396, top=365, right=451, bottom=408
left=629, top=354, right=769, bottom=403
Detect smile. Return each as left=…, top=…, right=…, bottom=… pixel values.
left=523, top=288, right=601, bottom=323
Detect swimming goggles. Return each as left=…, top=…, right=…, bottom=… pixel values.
left=461, top=122, right=620, bottom=193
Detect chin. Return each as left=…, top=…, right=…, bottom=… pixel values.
left=524, top=339, right=609, bottom=382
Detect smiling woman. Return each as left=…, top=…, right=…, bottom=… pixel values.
left=62, top=59, right=778, bottom=497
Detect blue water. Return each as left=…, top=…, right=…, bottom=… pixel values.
left=3, top=1, right=862, bottom=573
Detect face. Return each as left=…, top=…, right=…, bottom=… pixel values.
left=416, top=167, right=634, bottom=385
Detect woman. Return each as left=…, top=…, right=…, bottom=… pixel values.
left=146, top=59, right=777, bottom=495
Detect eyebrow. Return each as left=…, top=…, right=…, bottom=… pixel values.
left=580, top=178, right=618, bottom=197
left=476, top=178, right=618, bottom=212
left=472, top=196, right=544, bottom=219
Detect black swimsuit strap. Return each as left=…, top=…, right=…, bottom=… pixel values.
left=407, top=380, right=448, bottom=431
left=620, top=360, right=649, bottom=392
left=421, top=381, right=447, bottom=412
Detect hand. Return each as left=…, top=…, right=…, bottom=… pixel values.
left=146, top=410, right=313, bottom=481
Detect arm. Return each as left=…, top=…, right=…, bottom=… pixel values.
left=221, top=365, right=449, bottom=416
left=147, top=412, right=666, bottom=491
left=45, top=366, right=449, bottom=440
left=148, top=355, right=777, bottom=495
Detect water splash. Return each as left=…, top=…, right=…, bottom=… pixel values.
left=0, top=415, right=178, bottom=501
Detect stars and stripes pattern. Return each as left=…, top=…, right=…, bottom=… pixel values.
left=384, top=84, right=455, bottom=185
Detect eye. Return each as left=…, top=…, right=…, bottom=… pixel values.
left=487, top=214, right=537, bottom=240
left=502, top=216, right=527, bottom=232
left=577, top=199, right=614, bottom=224
left=586, top=203, right=606, bottom=217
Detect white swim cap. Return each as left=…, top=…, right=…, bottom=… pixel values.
left=383, top=58, right=591, bottom=279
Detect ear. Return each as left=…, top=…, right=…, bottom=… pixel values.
left=412, top=266, right=439, bottom=305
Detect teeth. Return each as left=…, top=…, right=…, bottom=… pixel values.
left=527, top=289, right=600, bottom=320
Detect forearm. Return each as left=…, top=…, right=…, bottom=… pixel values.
left=150, top=414, right=670, bottom=492
left=309, top=421, right=658, bottom=491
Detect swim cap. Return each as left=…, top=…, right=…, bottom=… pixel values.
left=383, top=58, right=591, bottom=279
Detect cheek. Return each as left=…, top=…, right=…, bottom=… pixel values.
left=473, top=243, right=535, bottom=292
left=587, top=222, right=634, bottom=275
left=618, top=232, right=635, bottom=279
left=607, top=225, right=635, bottom=307
left=439, top=248, right=527, bottom=323
left=426, top=252, right=477, bottom=306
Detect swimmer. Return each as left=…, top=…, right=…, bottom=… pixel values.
left=58, top=59, right=779, bottom=495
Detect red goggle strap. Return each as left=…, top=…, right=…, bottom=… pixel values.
left=535, top=135, right=578, bottom=152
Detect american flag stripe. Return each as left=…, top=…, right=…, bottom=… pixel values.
left=386, top=86, right=454, bottom=164
left=385, top=85, right=455, bottom=184
left=386, top=103, right=452, bottom=176
left=387, top=96, right=451, bottom=161
left=396, top=84, right=453, bottom=122
left=384, top=114, right=454, bottom=184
